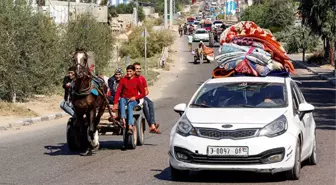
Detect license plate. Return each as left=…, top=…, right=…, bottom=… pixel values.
left=207, top=146, right=249, bottom=156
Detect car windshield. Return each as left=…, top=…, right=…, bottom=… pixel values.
left=204, top=24, right=212, bottom=27
left=196, top=30, right=207, bottom=34
left=190, top=82, right=287, bottom=108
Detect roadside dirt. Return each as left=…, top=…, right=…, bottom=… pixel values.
left=0, top=95, right=64, bottom=127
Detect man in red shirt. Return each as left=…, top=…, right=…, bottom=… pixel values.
left=113, top=65, right=146, bottom=134
left=133, top=62, right=160, bottom=134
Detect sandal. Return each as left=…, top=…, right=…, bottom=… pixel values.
left=149, top=128, right=161, bottom=134
left=127, top=128, right=133, bottom=135
left=154, top=124, right=160, bottom=129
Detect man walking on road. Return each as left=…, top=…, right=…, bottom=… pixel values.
left=133, top=62, right=161, bottom=134
left=188, top=34, right=193, bottom=52
left=60, top=67, right=76, bottom=118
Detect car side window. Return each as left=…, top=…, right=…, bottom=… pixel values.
left=291, top=82, right=299, bottom=115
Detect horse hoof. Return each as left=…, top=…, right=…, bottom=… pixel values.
left=80, top=149, right=93, bottom=156
left=92, top=143, right=100, bottom=151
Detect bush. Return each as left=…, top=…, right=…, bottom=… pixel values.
left=119, top=27, right=174, bottom=59
left=274, top=26, right=321, bottom=54
left=307, top=51, right=325, bottom=64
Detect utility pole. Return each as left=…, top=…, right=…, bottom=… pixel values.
left=68, top=0, right=70, bottom=22
left=169, top=0, right=173, bottom=27
left=144, top=27, right=148, bottom=76
left=301, top=1, right=305, bottom=63
left=136, top=0, right=139, bottom=26
left=164, top=0, right=168, bottom=28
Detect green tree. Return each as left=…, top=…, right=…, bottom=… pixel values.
left=240, top=0, right=296, bottom=33
left=0, top=0, right=63, bottom=102
left=119, top=27, right=174, bottom=59
left=274, top=25, right=320, bottom=54
left=63, top=14, right=114, bottom=74
left=299, top=0, right=336, bottom=65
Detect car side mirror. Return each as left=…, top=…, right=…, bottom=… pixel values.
left=299, top=103, right=314, bottom=113
left=298, top=103, right=314, bottom=120
left=174, top=103, right=186, bottom=116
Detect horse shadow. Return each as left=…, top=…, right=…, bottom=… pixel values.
left=153, top=167, right=286, bottom=183
left=44, top=143, right=79, bottom=156
left=43, top=140, right=125, bottom=156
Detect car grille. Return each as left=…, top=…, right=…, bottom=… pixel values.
left=174, top=147, right=285, bottom=165
left=196, top=128, right=258, bottom=139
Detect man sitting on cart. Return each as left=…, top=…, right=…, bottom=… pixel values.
left=107, top=68, right=123, bottom=104
left=133, top=62, right=161, bottom=134
left=113, top=65, right=146, bottom=135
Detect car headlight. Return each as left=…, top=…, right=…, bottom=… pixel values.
left=259, top=115, right=287, bottom=137
left=176, top=115, right=197, bottom=137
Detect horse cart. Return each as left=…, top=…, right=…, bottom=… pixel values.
left=66, top=99, right=146, bottom=152
left=97, top=100, right=146, bottom=149
left=192, top=48, right=210, bottom=64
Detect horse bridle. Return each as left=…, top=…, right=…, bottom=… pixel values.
left=73, top=54, right=92, bottom=96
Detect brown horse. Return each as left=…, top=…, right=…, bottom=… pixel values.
left=71, top=50, right=108, bottom=155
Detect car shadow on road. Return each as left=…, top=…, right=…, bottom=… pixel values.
left=291, top=74, right=336, bottom=130
left=153, top=167, right=286, bottom=183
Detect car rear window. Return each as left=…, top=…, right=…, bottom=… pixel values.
left=191, top=82, right=288, bottom=108
left=196, top=30, right=207, bottom=34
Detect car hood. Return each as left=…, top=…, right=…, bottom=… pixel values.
left=186, top=108, right=287, bottom=129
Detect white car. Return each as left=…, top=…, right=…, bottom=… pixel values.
left=193, top=29, right=209, bottom=42
left=169, top=76, right=317, bottom=181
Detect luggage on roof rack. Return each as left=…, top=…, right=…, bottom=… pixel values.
left=212, top=21, right=296, bottom=78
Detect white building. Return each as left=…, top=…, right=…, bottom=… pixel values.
left=108, top=0, right=131, bottom=6
left=33, top=1, right=108, bottom=24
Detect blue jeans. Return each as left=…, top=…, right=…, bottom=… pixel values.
left=143, top=97, right=156, bottom=125
left=119, top=98, right=138, bottom=125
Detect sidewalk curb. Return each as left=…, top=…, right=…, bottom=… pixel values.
left=0, top=112, right=69, bottom=131
left=294, top=60, right=336, bottom=86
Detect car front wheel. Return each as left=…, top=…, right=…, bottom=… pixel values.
left=286, top=139, right=301, bottom=180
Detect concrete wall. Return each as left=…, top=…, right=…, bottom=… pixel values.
left=45, top=1, right=108, bottom=24
left=142, top=6, right=155, bottom=16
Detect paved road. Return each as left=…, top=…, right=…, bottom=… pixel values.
left=0, top=36, right=335, bottom=185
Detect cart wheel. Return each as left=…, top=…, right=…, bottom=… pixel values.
left=123, top=119, right=137, bottom=149
left=136, top=116, right=145, bottom=146
left=66, top=118, right=78, bottom=151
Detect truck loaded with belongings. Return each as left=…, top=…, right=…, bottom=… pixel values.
left=212, top=21, right=296, bottom=78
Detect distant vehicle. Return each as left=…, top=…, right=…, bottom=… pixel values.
left=187, top=17, right=195, bottom=25
left=213, top=20, right=224, bottom=28
left=192, top=28, right=209, bottom=42
left=202, top=19, right=212, bottom=31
